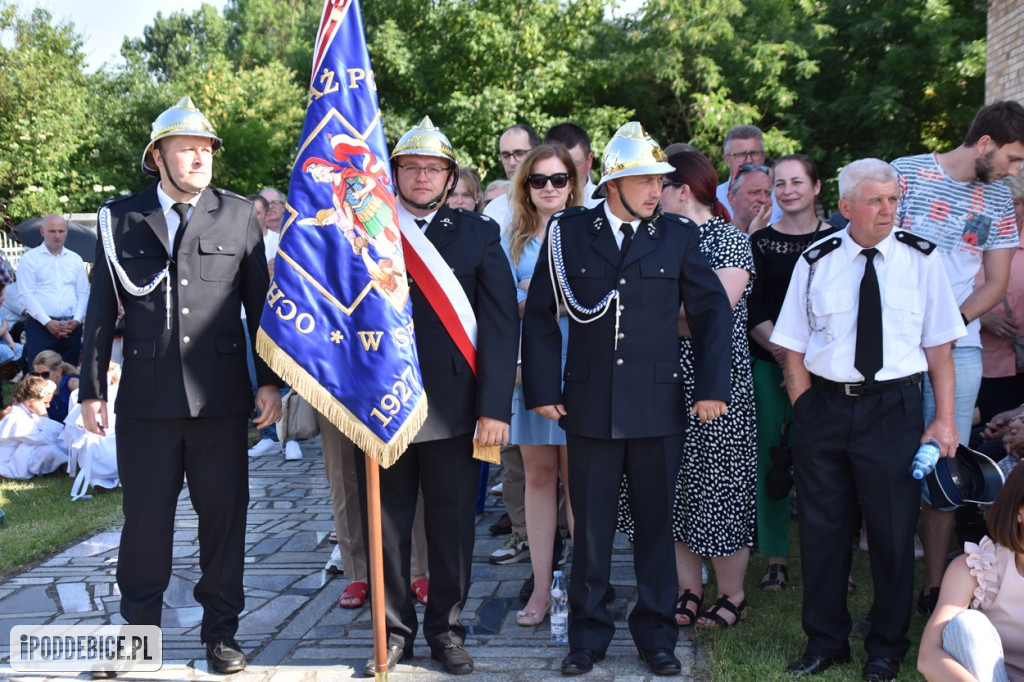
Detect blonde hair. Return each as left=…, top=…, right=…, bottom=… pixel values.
left=506, top=144, right=581, bottom=266
left=33, top=349, right=78, bottom=377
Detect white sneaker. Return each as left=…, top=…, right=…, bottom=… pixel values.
left=284, top=441, right=303, bottom=460
left=325, top=545, right=343, bottom=574
left=490, top=482, right=503, bottom=495
left=248, top=438, right=282, bottom=457
left=489, top=531, right=529, bottom=565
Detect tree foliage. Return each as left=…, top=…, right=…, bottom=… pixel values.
left=0, top=0, right=991, bottom=224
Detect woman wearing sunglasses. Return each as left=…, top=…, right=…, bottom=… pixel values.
left=747, top=154, right=840, bottom=593
left=502, top=144, right=581, bottom=626
left=32, top=349, right=79, bottom=424
left=617, top=150, right=756, bottom=629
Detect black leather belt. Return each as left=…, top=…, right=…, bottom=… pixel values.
left=812, top=373, right=923, bottom=397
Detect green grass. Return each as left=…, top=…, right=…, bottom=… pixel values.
left=704, top=520, right=928, bottom=681
left=0, top=472, right=123, bottom=577
left=0, top=380, right=124, bottom=577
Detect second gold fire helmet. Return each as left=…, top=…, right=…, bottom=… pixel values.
left=141, top=96, right=222, bottom=176
left=593, top=122, right=675, bottom=199
left=390, top=116, right=458, bottom=210
left=390, top=116, right=458, bottom=166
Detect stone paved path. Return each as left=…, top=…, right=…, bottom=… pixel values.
left=0, top=438, right=707, bottom=681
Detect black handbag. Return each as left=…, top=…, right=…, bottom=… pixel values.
left=766, top=419, right=795, bottom=500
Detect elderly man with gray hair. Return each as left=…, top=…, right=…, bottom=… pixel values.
left=771, top=159, right=965, bottom=681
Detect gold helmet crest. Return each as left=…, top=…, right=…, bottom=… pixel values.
left=593, top=122, right=674, bottom=199
left=141, top=96, right=222, bottom=176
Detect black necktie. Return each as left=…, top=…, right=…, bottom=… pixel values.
left=171, top=202, right=190, bottom=255
left=855, top=247, right=883, bottom=382
left=620, top=223, right=634, bottom=258
left=415, top=218, right=428, bottom=231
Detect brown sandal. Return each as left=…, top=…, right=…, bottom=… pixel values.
left=696, top=594, right=747, bottom=629
left=760, top=563, right=788, bottom=592
left=674, top=590, right=703, bottom=626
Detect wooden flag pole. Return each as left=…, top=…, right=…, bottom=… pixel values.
left=365, top=455, right=389, bottom=681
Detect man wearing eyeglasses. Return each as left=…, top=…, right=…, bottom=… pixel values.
left=356, top=117, right=518, bottom=677
left=715, top=125, right=783, bottom=225
left=483, top=124, right=540, bottom=228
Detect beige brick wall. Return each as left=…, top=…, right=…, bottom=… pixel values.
left=987, top=0, right=1024, bottom=104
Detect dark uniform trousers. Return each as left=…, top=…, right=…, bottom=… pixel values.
left=357, top=435, right=480, bottom=652
left=791, top=381, right=923, bottom=662
left=116, top=415, right=249, bottom=641
left=566, top=433, right=683, bottom=655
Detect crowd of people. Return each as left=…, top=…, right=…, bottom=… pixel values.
left=5, top=95, right=1024, bottom=682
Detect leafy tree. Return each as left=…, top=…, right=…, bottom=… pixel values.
left=363, top=0, right=633, bottom=182
left=120, top=4, right=230, bottom=83
left=0, top=2, right=101, bottom=225
left=791, top=0, right=986, bottom=196
left=224, top=0, right=320, bottom=87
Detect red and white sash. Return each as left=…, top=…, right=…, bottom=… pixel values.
left=399, top=220, right=479, bottom=374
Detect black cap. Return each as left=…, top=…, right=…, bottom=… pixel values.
left=922, top=445, right=1005, bottom=511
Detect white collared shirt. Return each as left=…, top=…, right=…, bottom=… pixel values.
left=396, top=200, right=437, bottom=233
left=17, top=244, right=89, bottom=325
left=602, top=203, right=639, bottom=249
left=771, top=227, right=965, bottom=382
left=156, top=183, right=200, bottom=247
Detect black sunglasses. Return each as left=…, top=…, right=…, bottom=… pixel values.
left=31, top=370, right=51, bottom=379
left=527, top=173, right=570, bottom=190
left=737, top=163, right=770, bottom=177
left=662, top=180, right=684, bottom=189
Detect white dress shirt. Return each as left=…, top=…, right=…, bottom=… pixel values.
left=17, top=245, right=89, bottom=325
left=601, top=202, right=639, bottom=249
left=771, top=228, right=965, bottom=383
left=156, top=183, right=199, bottom=247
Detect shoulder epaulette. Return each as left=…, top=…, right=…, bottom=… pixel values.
left=803, top=236, right=843, bottom=264
left=894, top=230, right=937, bottom=255
left=552, top=206, right=588, bottom=220
left=661, top=212, right=698, bottom=228
left=451, top=207, right=498, bottom=229
left=213, top=187, right=246, bottom=201
left=100, top=194, right=133, bottom=208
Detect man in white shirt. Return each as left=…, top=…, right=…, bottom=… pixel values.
left=483, top=124, right=540, bottom=228
left=18, top=214, right=89, bottom=367
left=772, top=159, right=963, bottom=681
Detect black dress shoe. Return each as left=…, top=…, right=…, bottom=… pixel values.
left=862, top=657, right=900, bottom=681
left=431, top=643, right=474, bottom=675
left=89, top=670, right=118, bottom=679
left=206, top=639, right=247, bottom=674
left=363, top=644, right=411, bottom=676
left=561, top=648, right=604, bottom=675
left=786, top=652, right=851, bottom=676
left=640, top=648, right=682, bottom=676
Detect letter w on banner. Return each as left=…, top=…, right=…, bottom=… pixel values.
left=256, top=0, right=425, bottom=467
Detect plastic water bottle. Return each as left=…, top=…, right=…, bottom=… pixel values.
left=910, top=440, right=941, bottom=479
left=550, top=570, right=568, bottom=644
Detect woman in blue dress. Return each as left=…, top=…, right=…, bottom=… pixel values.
left=502, top=144, right=582, bottom=626
left=32, top=349, right=79, bottom=424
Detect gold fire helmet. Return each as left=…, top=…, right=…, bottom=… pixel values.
left=390, top=116, right=457, bottom=167
left=141, top=96, right=222, bottom=176
left=593, top=122, right=675, bottom=199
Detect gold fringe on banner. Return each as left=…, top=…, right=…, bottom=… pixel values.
left=256, top=328, right=427, bottom=469
left=473, top=441, right=501, bottom=465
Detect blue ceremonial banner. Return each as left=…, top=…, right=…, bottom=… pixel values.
left=256, top=0, right=425, bottom=467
